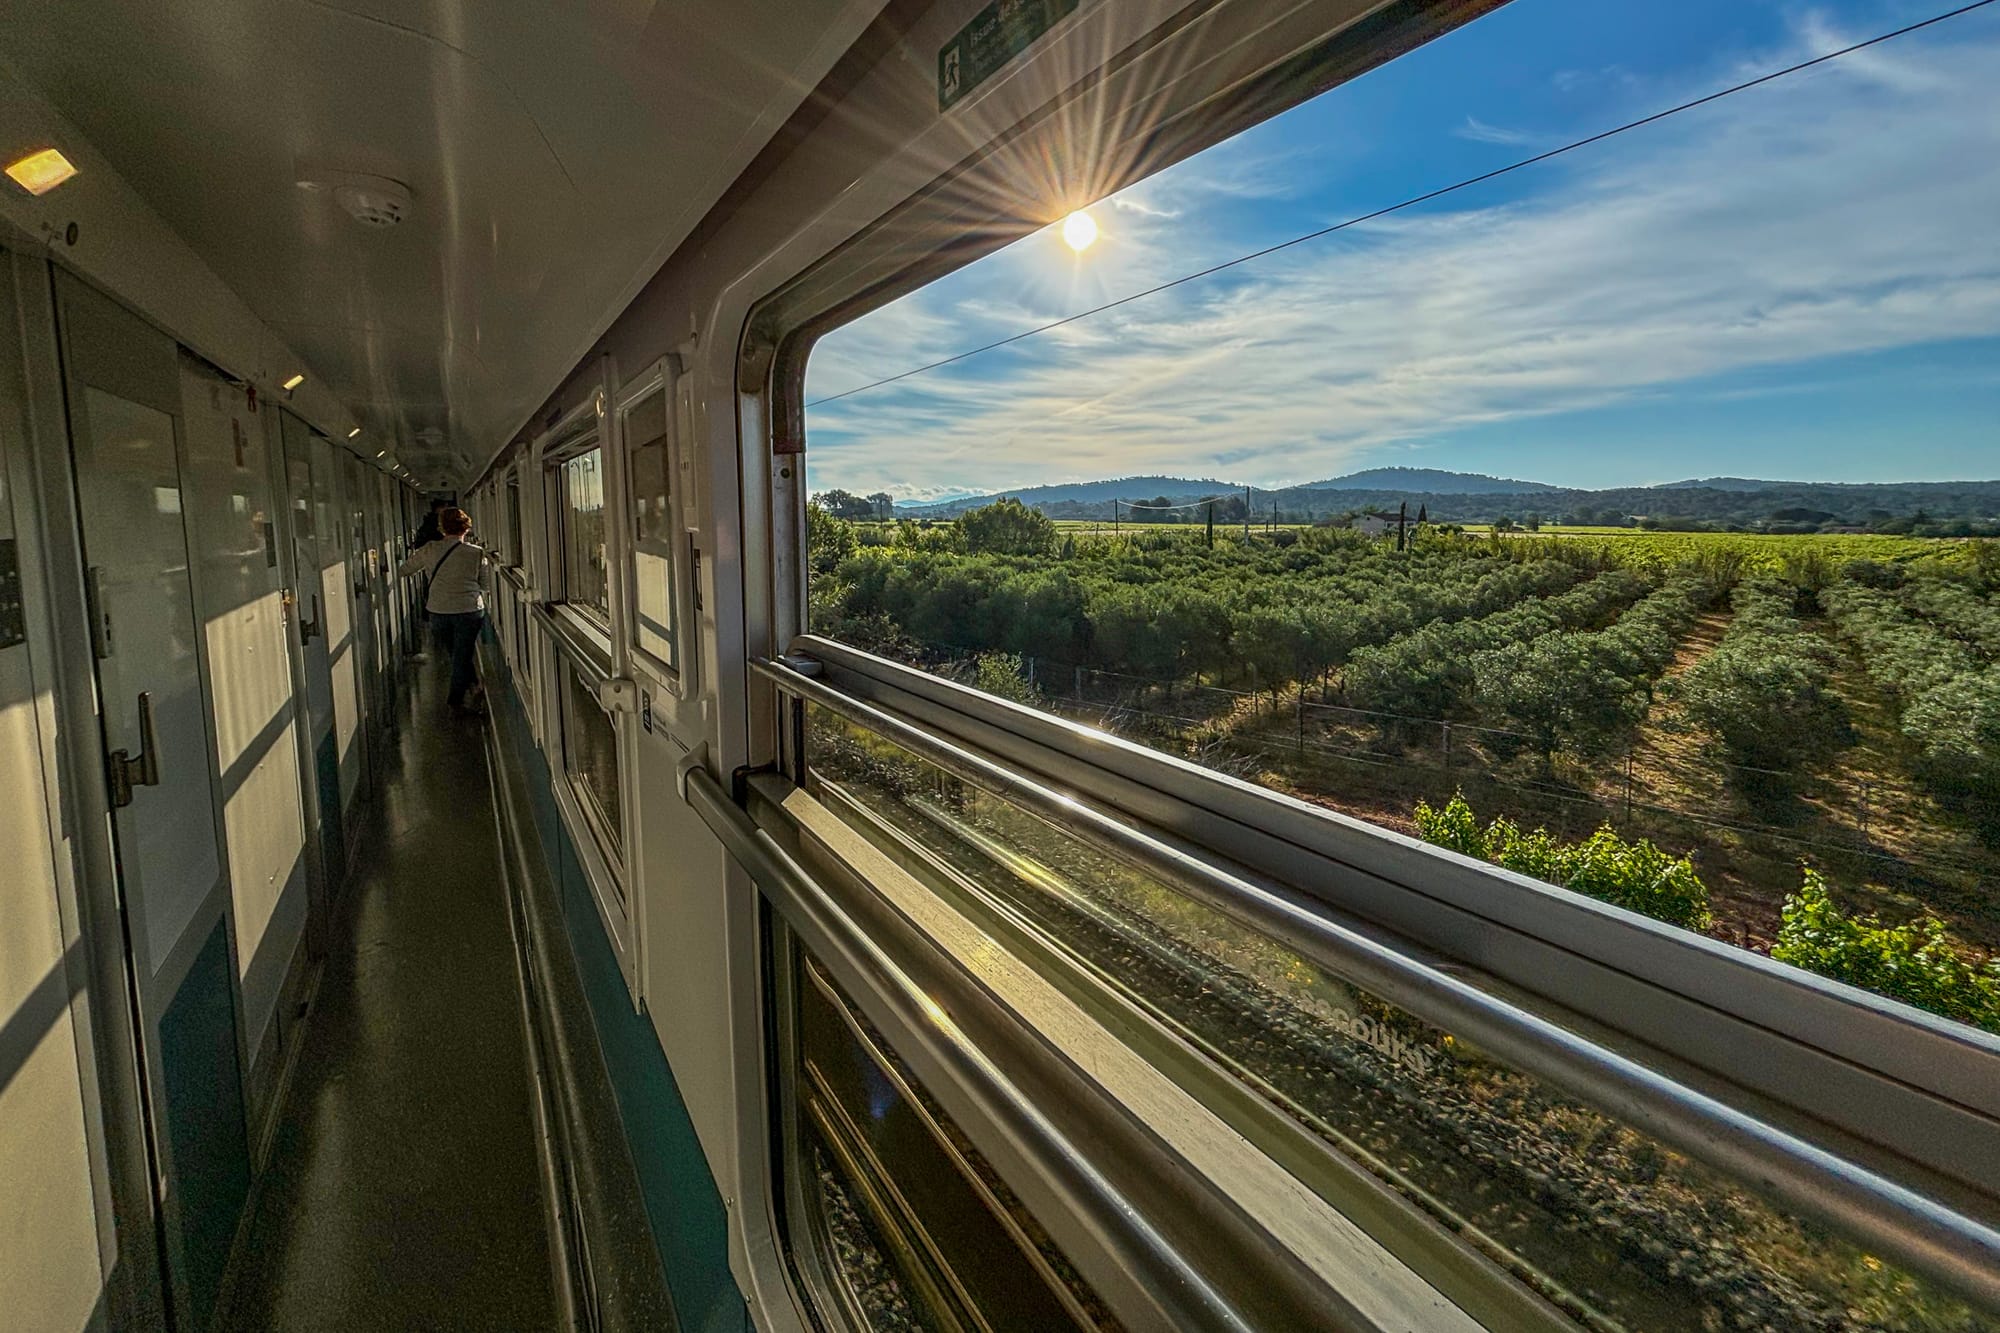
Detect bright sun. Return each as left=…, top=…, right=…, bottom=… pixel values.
left=1061, top=209, right=1099, bottom=252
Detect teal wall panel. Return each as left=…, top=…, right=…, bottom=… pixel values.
left=492, top=661, right=748, bottom=1333
left=314, top=728, right=345, bottom=894
left=158, top=918, right=252, bottom=1329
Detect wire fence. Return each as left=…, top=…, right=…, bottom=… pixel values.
left=884, top=636, right=1995, bottom=883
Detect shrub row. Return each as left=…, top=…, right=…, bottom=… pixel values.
left=815, top=507, right=1600, bottom=691
left=1901, top=577, right=2000, bottom=661
left=1676, top=579, right=1849, bottom=772
left=1343, top=569, right=1650, bottom=722
left=1773, top=870, right=2000, bottom=1033
left=1821, top=583, right=2000, bottom=801
left=1416, top=794, right=2000, bottom=1034
left=1470, top=574, right=1709, bottom=757
left=1414, top=793, right=1712, bottom=929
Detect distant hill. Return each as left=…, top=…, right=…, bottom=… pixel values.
left=899, top=475, right=1237, bottom=517
left=1305, top=467, right=1556, bottom=494
left=1654, top=477, right=1787, bottom=492
left=879, top=468, right=2000, bottom=532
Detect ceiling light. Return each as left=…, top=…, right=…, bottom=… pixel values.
left=348, top=427, right=361, bottom=438
left=376, top=450, right=385, bottom=457
left=6, top=148, right=77, bottom=196
left=282, top=373, right=305, bottom=391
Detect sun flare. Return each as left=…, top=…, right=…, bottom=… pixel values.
left=1061, top=209, right=1099, bottom=252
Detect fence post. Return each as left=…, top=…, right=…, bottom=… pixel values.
left=1296, top=683, right=1305, bottom=753
left=1858, top=779, right=1870, bottom=841
left=1026, top=653, right=1036, bottom=685
left=1625, top=752, right=1634, bottom=819
left=1441, top=722, right=1452, bottom=768
left=1074, top=664, right=1083, bottom=699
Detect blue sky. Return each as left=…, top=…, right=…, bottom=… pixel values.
left=805, top=0, right=2000, bottom=500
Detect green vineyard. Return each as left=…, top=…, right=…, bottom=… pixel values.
left=812, top=503, right=2000, bottom=1030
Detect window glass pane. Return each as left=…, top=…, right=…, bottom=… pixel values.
left=558, top=447, right=608, bottom=619
left=635, top=550, right=676, bottom=670
left=789, top=944, right=1118, bottom=1330
left=625, top=389, right=677, bottom=668
left=627, top=389, right=670, bottom=543
left=804, top=707, right=1982, bottom=1331
left=800, top=0, right=2000, bottom=1042
left=562, top=663, right=621, bottom=856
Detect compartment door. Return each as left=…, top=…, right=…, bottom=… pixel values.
left=280, top=410, right=345, bottom=910
left=54, top=270, right=250, bottom=1331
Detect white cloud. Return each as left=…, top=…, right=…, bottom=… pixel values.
left=807, top=21, right=2000, bottom=497
left=1455, top=115, right=1540, bottom=146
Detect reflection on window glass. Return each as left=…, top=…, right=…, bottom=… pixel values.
left=811, top=1141, right=936, bottom=1333
left=625, top=388, right=678, bottom=669
left=789, top=946, right=1119, bottom=1331
left=558, top=447, right=608, bottom=620
left=627, top=390, right=671, bottom=543
left=804, top=707, right=1984, bottom=1331
left=801, top=0, right=2000, bottom=1036
left=562, top=663, right=621, bottom=862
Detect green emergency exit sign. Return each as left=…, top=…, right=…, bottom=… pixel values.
left=938, top=0, right=1080, bottom=111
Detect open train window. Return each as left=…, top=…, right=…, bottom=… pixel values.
left=797, top=0, right=2000, bottom=1048
left=765, top=0, right=2000, bottom=1328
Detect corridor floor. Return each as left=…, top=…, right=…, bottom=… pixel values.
left=221, top=656, right=559, bottom=1330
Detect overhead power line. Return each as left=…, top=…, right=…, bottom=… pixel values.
left=808, top=0, right=1995, bottom=409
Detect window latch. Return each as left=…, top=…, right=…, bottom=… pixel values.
left=595, top=675, right=638, bottom=714
left=107, top=690, right=161, bottom=809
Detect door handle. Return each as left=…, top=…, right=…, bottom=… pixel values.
left=300, top=593, right=321, bottom=643
left=107, top=690, right=161, bottom=809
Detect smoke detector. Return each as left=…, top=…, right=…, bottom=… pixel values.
left=297, top=169, right=412, bottom=228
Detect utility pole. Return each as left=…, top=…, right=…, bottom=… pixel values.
left=1397, top=500, right=1408, bottom=552
left=1243, top=486, right=1251, bottom=543
left=1113, top=498, right=1120, bottom=538
left=1205, top=499, right=1214, bottom=547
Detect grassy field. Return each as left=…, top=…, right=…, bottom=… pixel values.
left=872, top=516, right=1982, bottom=566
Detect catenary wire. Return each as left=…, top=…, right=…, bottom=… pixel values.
left=807, top=0, right=1997, bottom=409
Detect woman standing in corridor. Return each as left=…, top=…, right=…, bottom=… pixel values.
left=399, top=506, right=490, bottom=716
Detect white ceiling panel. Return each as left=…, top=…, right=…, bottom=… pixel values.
left=0, top=0, right=880, bottom=481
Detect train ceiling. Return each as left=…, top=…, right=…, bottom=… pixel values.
left=0, top=0, right=879, bottom=484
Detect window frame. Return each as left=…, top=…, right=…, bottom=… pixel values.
left=544, top=428, right=612, bottom=631
left=726, top=1, right=2000, bottom=1316
left=522, top=395, right=634, bottom=987
left=557, top=652, right=625, bottom=881
left=504, top=468, right=525, bottom=570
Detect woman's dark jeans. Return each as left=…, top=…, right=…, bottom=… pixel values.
left=432, top=611, right=484, bottom=705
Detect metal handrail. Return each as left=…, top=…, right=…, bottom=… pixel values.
left=532, top=601, right=613, bottom=688
left=680, top=764, right=1258, bottom=1332
left=753, top=653, right=2000, bottom=1313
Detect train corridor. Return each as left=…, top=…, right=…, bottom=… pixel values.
left=220, top=654, right=560, bottom=1332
